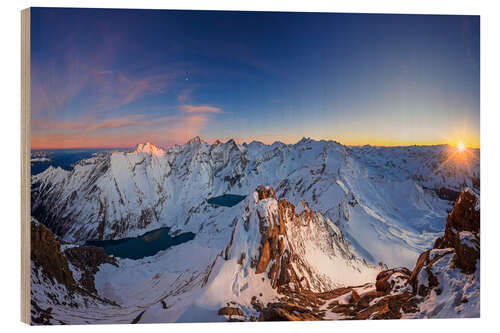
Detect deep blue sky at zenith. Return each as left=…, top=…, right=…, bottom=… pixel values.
left=30, top=8, right=480, bottom=148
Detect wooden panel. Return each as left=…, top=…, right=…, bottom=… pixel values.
left=21, top=7, right=31, bottom=325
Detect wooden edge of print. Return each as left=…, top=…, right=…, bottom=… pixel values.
left=21, top=7, right=31, bottom=325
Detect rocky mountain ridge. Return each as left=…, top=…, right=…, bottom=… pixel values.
left=248, top=188, right=480, bottom=320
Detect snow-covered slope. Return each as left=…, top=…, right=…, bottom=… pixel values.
left=31, top=186, right=379, bottom=324
left=31, top=138, right=479, bottom=268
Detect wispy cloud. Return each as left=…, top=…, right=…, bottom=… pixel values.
left=113, top=72, right=176, bottom=107
left=31, top=113, right=213, bottom=149
left=180, top=105, right=223, bottom=114
left=31, top=36, right=186, bottom=118
left=32, top=114, right=150, bottom=131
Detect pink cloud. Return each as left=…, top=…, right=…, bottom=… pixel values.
left=32, top=114, right=152, bottom=131
left=180, top=105, right=223, bottom=114
left=88, top=115, right=150, bottom=129
left=31, top=56, right=183, bottom=118
left=31, top=113, right=212, bottom=149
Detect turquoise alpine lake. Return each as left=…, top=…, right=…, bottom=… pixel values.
left=207, top=194, right=246, bottom=207
left=85, top=227, right=195, bottom=260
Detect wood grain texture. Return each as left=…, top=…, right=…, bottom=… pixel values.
left=21, top=7, right=31, bottom=325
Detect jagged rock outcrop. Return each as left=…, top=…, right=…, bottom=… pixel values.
left=30, top=221, right=119, bottom=325
left=435, top=189, right=479, bottom=248
left=375, top=267, right=411, bottom=294
left=31, top=222, right=77, bottom=291
left=434, top=189, right=480, bottom=273
left=218, top=306, right=243, bottom=316
left=255, top=188, right=480, bottom=320
left=255, top=185, right=277, bottom=201
left=245, top=186, right=379, bottom=293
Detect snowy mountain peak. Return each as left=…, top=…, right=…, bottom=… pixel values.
left=133, top=142, right=165, bottom=156
left=297, top=137, right=312, bottom=145
left=186, top=136, right=205, bottom=145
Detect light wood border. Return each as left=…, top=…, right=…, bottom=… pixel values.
left=21, top=7, right=31, bottom=325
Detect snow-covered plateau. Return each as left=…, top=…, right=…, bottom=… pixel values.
left=29, top=138, right=480, bottom=324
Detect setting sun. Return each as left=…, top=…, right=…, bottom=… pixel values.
left=458, top=142, right=466, bottom=152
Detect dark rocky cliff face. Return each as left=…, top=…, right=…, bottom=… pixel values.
left=64, top=246, right=118, bottom=294
left=237, top=188, right=480, bottom=321
left=31, top=222, right=77, bottom=291
left=434, top=189, right=480, bottom=273
left=30, top=221, right=120, bottom=325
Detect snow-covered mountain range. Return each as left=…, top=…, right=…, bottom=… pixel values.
left=31, top=137, right=479, bottom=268
left=29, top=138, right=480, bottom=323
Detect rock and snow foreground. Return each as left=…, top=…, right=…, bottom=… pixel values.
left=31, top=186, right=479, bottom=324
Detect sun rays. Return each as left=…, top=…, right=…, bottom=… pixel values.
left=433, top=141, right=477, bottom=176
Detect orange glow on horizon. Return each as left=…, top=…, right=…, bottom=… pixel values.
left=31, top=135, right=481, bottom=150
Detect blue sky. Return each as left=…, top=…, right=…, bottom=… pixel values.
left=30, top=8, right=480, bottom=148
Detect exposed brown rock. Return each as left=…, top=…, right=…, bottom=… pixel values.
left=375, top=267, right=410, bottom=294
left=255, top=240, right=271, bottom=274
left=259, top=302, right=322, bottom=321
left=256, top=185, right=277, bottom=201
left=354, top=293, right=418, bottom=320
left=31, top=222, right=76, bottom=290
left=64, top=246, right=118, bottom=294
left=434, top=189, right=480, bottom=274
left=218, top=306, right=243, bottom=317
left=435, top=189, right=479, bottom=250
left=250, top=296, right=263, bottom=312
left=350, top=289, right=361, bottom=304
left=408, top=250, right=430, bottom=292
left=357, top=290, right=385, bottom=308
left=254, top=187, right=299, bottom=290
left=454, top=233, right=480, bottom=273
